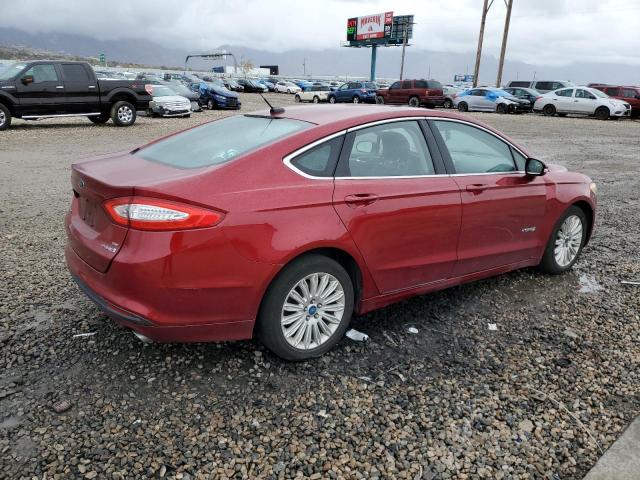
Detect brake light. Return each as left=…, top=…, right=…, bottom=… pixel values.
left=103, top=197, right=224, bottom=231
left=145, top=84, right=154, bottom=95
left=360, top=89, right=367, bottom=93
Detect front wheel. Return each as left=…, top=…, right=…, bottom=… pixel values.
left=496, top=103, right=508, bottom=114
left=111, top=101, right=136, bottom=127
left=376, top=95, right=385, bottom=105
left=457, top=102, right=468, bottom=112
left=542, top=104, right=556, bottom=116
left=294, top=94, right=301, bottom=103
left=312, top=96, right=320, bottom=104
left=207, top=99, right=215, bottom=110
left=0, top=104, right=11, bottom=130
left=595, top=106, right=610, bottom=120
left=539, top=206, right=588, bottom=274
left=257, top=255, right=354, bottom=361
left=328, top=96, right=336, bottom=104
left=352, top=96, right=360, bottom=104
left=443, top=98, right=453, bottom=109
left=408, top=96, right=420, bottom=107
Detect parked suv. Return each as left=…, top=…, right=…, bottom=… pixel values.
left=506, top=80, right=575, bottom=93
left=590, top=85, right=640, bottom=117
left=328, top=81, right=377, bottom=104
left=375, top=79, right=444, bottom=108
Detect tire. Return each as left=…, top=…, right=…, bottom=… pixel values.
left=312, top=96, right=320, bottom=104
left=595, top=106, right=610, bottom=120
left=110, top=101, right=136, bottom=127
left=558, top=113, right=568, bottom=117
left=182, top=114, right=191, bottom=118
left=496, top=103, right=508, bottom=114
left=408, top=96, right=420, bottom=107
left=294, top=94, right=301, bottom=103
left=376, top=95, right=385, bottom=105
left=89, top=113, right=110, bottom=124
left=257, top=254, right=355, bottom=361
left=328, top=96, right=336, bottom=104
left=287, top=89, right=292, bottom=94
left=352, top=96, right=360, bottom=104
left=542, top=104, right=556, bottom=116
left=207, top=99, right=215, bottom=110
left=0, top=103, right=11, bottom=130
left=457, top=102, right=468, bottom=112
left=443, top=99, right=453, bottom=109
left=538, top=206, right=588, bottom=275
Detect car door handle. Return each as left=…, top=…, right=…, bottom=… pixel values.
left=344, top=193, right=378, bottom=207
left=88, top=85, right=96, bottom=89
left=574, top=100, right=579, bottom=102
left=56, top=85, right=65, bottom=89
left=466, top=183, right=489, bottom=193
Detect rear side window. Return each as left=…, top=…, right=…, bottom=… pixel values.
left=415, top=80, right=428, bottom=88
left=535, top=81, right=554, bottom=91
left=433, top=121, right=516, bottom=174
left=136, top=116, right=311, bottom=169
left=61, top=64, right=90, bottom=82
left=621, top=88, right=637, bottom=98
left=290, top=136, right=344, bottom=177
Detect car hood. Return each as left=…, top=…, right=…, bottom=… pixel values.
left=209, top=85, right=238, bottom=97
left=153, top=95, right=190, bottom=103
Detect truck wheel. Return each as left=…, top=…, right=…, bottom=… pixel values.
left=376, top=96, right=385, bottom=104
left=111, top=101, right=136, bottom=127
left=408, top=96, right=420, bottom=107
left=0, top=104, right=12, bottom=131
left=89, top=113, right=110, bottom=124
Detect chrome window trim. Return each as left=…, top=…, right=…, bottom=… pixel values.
left=282, top=116, right=529, bottom=180
left=282, top=130, right=347, bottom=180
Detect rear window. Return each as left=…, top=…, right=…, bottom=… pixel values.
left=416, top=80, right=442, bottom=89
left=136, top=115, right=311, bottom=169
left=508, top=81, right=531, bottom=88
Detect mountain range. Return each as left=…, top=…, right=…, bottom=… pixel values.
left=0, top=27, right=638, bottom=85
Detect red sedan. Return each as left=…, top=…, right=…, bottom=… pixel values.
left=65, top=105, right=596, bottom=360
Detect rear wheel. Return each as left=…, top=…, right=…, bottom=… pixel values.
left=539, top=206, right=588, bottom=274
left=111, top=101, right=136, bottom=127
left=542, top=104, right=556, bottom=116
left=294, top=94, right=301, bottom=102
left=257, top=255, right=354, bottom=361
left=457, top=101, right=468, bottom=112
left=312, top=96, right=320, bottom=104
left=408, top=96, right=420, bottom=107
left=595, top=106, right=610, bottom=120
left=89, top=113, right=110, bottom=124
left=207, top=99, right=215, bottom=110
left=328, top=96, right=336, bottom=104
left=376, top=95, right=385, bottom=105
left=352, top=96, right=360, bottom=104
left=0, top=104, right=11, bottom=130
left=443, top=98, right=453, bottom=109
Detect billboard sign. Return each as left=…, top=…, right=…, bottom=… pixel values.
left=454, top=74, right=475, bottom=83
left=347, top=12, right=393, bottom=42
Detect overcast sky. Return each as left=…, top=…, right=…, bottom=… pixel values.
left=1, top=0, right=640, bottom=66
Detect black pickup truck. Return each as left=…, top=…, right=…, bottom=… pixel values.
left=0, top=60, right=152, bottom=130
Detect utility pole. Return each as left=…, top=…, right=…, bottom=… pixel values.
left=302, top=58, right=306, bottom=76
left=473, top=0, right=493, bottom=87
left=399, top=20, right=409, bottom=80
left=495, top=0, right=514, bottom=88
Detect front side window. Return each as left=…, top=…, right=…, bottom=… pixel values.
left=136, top=115, right=311, bottom=169
left=340, top=121, right=435, bottom=177
left=415, top=80, right=428, bottom=88
left=23, top=64, right=59, bottom=83
left=401, top=80, right=412, bottom=89
left=575, top=89, right=596, bottom=99
left=604, top=87, right=619, bottom=96
left=389, top=81, right=401, bottom=89
left=347, top=82, right=359, bottom=89
left=290, top=136, right=344, bottom=177
left=555, top=89, right=574, bottom=97
left=433, top=121, right=516, bottom=174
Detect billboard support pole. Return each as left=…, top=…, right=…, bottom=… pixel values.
left=370, top=45, right=377, bottom=81
left=399, top=21, right=408, bottom=80
left=495, top=0, right=513, bottom=88
left=473, top=0, right=492, bottom=87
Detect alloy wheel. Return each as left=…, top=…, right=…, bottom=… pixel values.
left=0, top=110, right=5, bottom=127
left=117, top=105, right=133, bottom=124
left=554, top=215, right=583, bottom=267
left=280, top=272, right=345, bottom=350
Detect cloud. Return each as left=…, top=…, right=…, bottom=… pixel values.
left=1, top=0, right=639, bottom=66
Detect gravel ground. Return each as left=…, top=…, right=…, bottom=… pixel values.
left=1, top=94, right=639, bottom=479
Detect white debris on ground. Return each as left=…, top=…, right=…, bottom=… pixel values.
left=578, top=273, right=604, bottom=293
left=345, top=329, right=369, bottom=342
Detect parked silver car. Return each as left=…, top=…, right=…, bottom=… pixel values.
left=506, top=80, right=575, bottom=94
left=453, top=88, right=531, bottom=113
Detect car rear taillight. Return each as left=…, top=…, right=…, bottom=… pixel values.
left=103, top=197, right=224, bottom=231
left=145, top=84, right=154, bottom=95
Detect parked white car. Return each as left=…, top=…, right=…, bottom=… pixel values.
left=275, top=81, right=301, bottom=94
left=148, top=85, right=192, bottom=118
left=533, top=87, right=631, bottom=120
left=294, top=85, right=331, bottom=103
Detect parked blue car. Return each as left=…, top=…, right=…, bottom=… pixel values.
left=257, top=79, right=276, bottom=91
left=327, top=81, right=378, bottom=104
left=191, top=81, right=241, bottom=110
left=292, top=79, right=314, bottom=91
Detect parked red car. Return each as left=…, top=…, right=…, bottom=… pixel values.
left=590, top=84, right=640, bottom=116
left=376, top=79, right=445, bottom=108
left=65, top=105, right=596, bottom=360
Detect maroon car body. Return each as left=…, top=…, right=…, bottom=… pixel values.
left=376, top=79, right=445, bottom=108
left=65, top=105, right=596, bottom=357
left=590, top=84, right=640, bottom=116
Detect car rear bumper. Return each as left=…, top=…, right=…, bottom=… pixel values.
left=64, top=225, right=279, bottom=342
left=423, top=96, right=445, bottom=106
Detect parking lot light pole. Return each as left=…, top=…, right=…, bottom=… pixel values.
left=370, top=45, right=377, bottom=81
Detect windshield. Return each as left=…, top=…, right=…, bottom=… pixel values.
left=171, top=85, right=191, bottom=95
left=136, top=115, right=312, bottom=169
left=0, top=63, right=26, bottom=80
left=592, top=89, right=607, bottom=98
left=152, top=86, right=177, bottom=97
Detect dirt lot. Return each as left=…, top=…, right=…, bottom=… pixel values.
left=1, top=94, right=639, bottom=479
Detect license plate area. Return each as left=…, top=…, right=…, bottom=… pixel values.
left=79, top=196, right=97, bottom=228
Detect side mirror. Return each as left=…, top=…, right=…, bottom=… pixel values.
left=21, top=75, right=34, bottom=85
left=525, top=157, right=546, bottom=176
